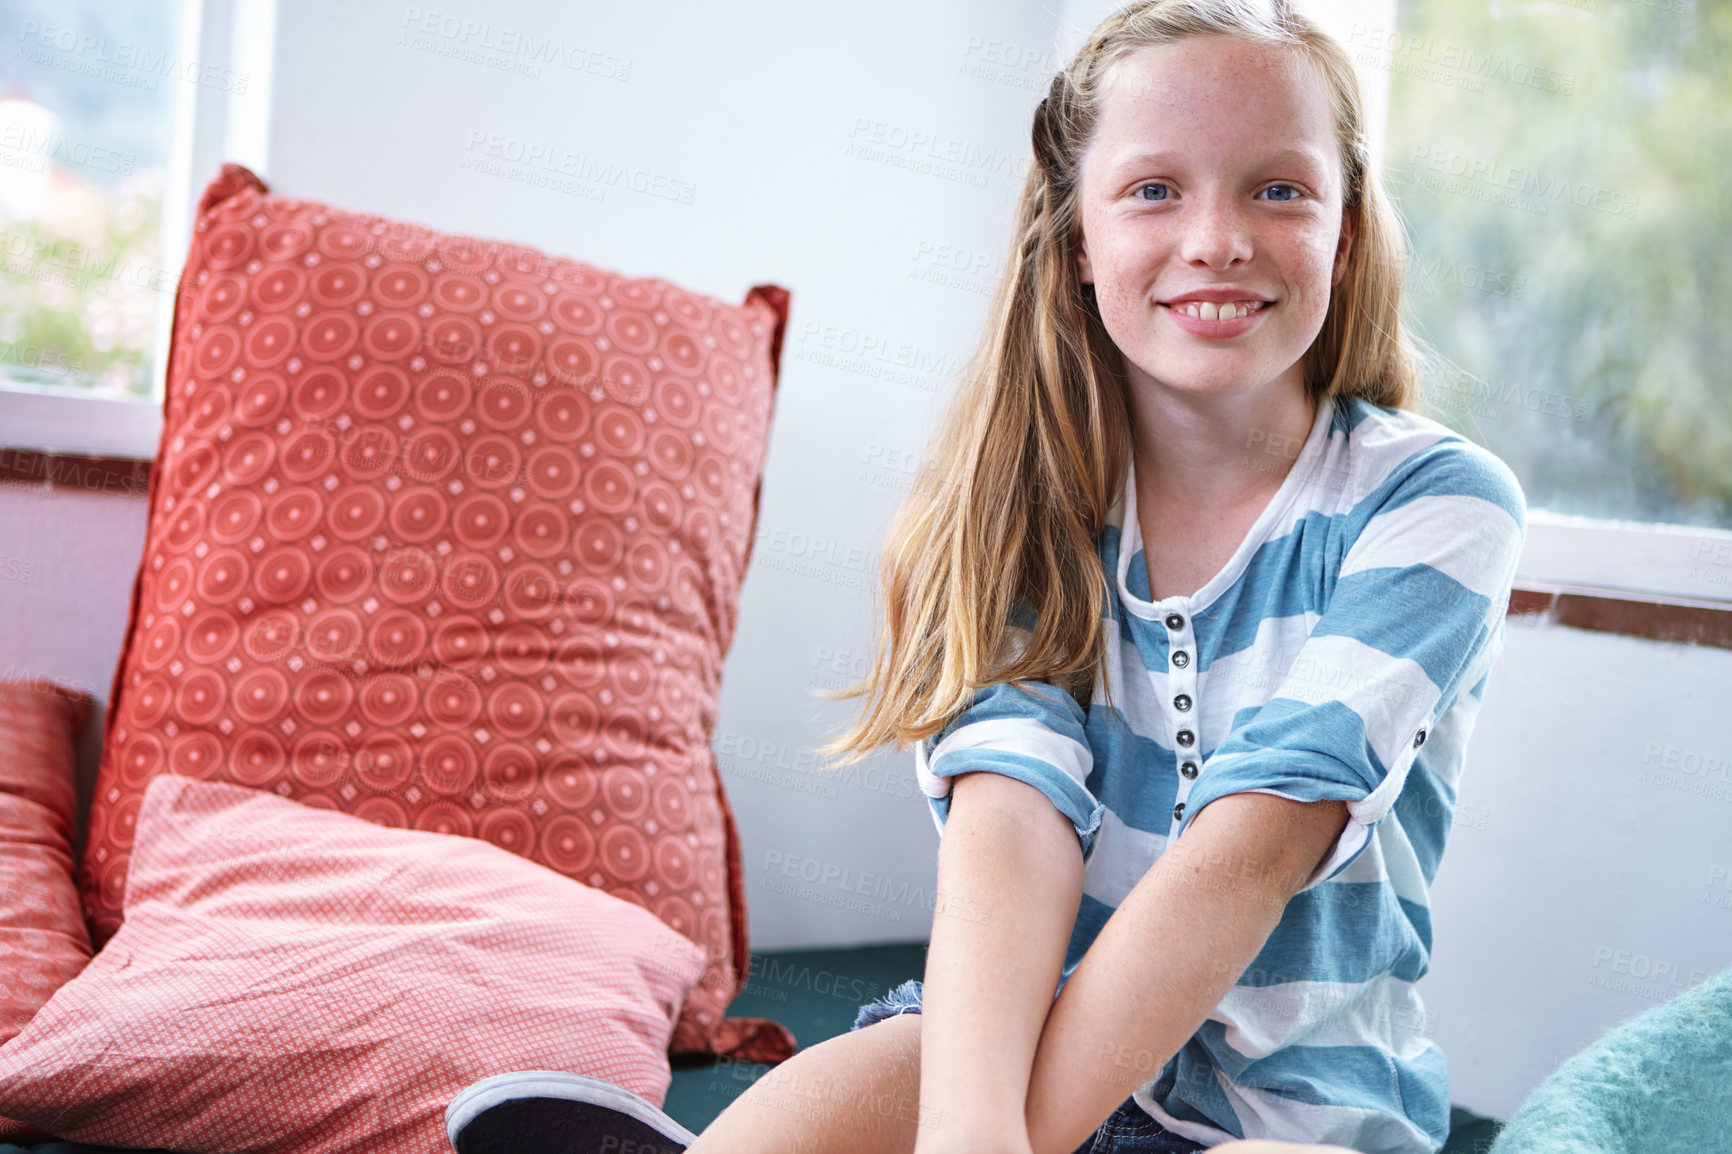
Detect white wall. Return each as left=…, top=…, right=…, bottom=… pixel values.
left=0, top=485, right=147, bottom=831
left=1, top=0, right=1727, bottom=1126
left=1424, top=619, right=1732, bottom=1118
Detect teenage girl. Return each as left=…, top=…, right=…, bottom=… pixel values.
left=446, top=1, right=1526, bottom=1152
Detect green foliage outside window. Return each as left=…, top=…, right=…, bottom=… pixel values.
left=1380, top=0, right=1730, bottom=527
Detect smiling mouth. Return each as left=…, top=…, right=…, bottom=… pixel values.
left=1160, top=300, right=1271, bottom=321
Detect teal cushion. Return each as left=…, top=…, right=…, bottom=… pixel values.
left=1487, top=965, right=1732, bottom=1154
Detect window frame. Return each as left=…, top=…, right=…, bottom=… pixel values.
left=1, top=0, right=1728, bottom=604
left=0, top=0, right=273, bottom=461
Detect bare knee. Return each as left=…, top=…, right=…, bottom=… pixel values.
left=753, top=1013, right=924, bottom=1096
left=856, top=1010, right=924, bottom=1059
left=688, top=1012, right=927, bottom=1154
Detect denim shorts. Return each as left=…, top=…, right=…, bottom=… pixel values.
left=851, top=979, right=1206, bottom=1154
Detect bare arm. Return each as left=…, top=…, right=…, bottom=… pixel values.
left=914, top=769, right=1086, bottom=1154
left=1022, top=792, right=1352, bottom=1154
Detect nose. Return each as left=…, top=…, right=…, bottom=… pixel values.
left=1178, top=189, right=1254, bottom=270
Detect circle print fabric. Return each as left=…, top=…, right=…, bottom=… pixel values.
left=80, top=164, right=795, bottom=1063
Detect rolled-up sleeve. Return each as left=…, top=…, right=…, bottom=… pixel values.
left=915, top=678, right=1106, bottom=859
left=1177, top=442, right=1526, bottom=891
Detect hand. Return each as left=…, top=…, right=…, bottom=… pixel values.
left=1211, top=1141, right=1362, bottom=1153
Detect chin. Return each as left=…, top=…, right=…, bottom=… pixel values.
left=1135, top=357, right=1281, bottom=397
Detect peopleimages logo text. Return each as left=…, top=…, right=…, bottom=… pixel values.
left=16, top=20, right=249, bottom=92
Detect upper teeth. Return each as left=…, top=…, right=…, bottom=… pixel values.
left=1175, top=300, right=1263, bottom=320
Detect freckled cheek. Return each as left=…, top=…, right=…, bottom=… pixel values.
left=1101, top=292, right=1170, bottom=355
left=1302, top=229, right=1342, bottom=277
left=1093, top=280, right=1155, bottom=344
left=1086, top=241, right=1161, bottom=326
left=1282, top=233, right=1343, bottom=312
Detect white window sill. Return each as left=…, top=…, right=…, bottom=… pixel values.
left=0, top=380, right=162, bottom=461
left=1519, top=511, right=1732, bottom=607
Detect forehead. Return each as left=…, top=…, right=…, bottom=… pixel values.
left=1088, top=36, right=1342, bottom=184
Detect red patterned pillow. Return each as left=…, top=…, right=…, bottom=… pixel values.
left=0, top=679, right=95, bottom=1142
left=80, top=163, right=793, bottom=1061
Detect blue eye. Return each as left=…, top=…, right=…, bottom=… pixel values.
left=1262, top=183, right=1302, bottom=202
left=1137, top=183, right=1171, bottom=201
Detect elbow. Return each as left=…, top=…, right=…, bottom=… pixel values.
left=1174, top=793, right=1353, bottom=904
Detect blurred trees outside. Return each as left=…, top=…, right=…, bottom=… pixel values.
left=0, top=0, right=177, bottom=400
left=1381, top=0, right=1730, bottom=527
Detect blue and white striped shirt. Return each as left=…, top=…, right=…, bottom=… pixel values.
left=914, top=395, right=1526, bottom=1153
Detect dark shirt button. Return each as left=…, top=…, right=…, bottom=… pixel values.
left=1164, top=613, right=1185, bottom=631
left=1173, top=694, right=1192, bottom=712
left=1173, top=802, right=1186, bottom=821
left=1414, top=729, right=1428, bottom=748
left=1180, top=761, right=1198, bottom=779
left=1171, top=650, right=1190, bottom=669
left=1176, top=729, right=1195, bottom=748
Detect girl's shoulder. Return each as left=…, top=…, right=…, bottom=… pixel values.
left=1324, top=395, right=1526, bottom=526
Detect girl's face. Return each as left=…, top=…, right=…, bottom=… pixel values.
left=1074, top=36, right=1355, bottom=404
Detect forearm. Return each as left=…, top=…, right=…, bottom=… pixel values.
left=917, top=771, right=1085, bottom=1149
left=1022, top=794, right=1347, bottom=1154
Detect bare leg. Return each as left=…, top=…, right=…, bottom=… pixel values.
left=685, top=1013, right=939, bottom=1154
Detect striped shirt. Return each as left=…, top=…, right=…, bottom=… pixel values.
left=913, top=394, right=1526, bottom=1153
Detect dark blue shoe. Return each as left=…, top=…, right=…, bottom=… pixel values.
left=447, top=1071, right=697, bottom=1154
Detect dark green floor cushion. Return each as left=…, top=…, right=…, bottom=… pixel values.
left=6, top=941, right=1502, bottom=1153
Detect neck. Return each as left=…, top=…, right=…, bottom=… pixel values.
left=1127, top=372, right=1319, bottom=507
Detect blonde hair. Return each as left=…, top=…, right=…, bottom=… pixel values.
left=818, top=0, right=1424, bottom=766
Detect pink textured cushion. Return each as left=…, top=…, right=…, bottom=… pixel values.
left=0, top=679, right=95, bottom=1143
left=0, top=773, right=707, bottom=1152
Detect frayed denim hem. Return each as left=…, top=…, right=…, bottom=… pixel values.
left=850, top=977, right=925, bottom=1032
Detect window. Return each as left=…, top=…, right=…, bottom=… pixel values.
left=1366, top=0, right=1727, bottom=533
left=2, top=0, right=1725, bottom=605
left=0, top=0, right=184, bottom=401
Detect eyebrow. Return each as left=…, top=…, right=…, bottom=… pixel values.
left=1106, top=146, right=1331, bottom=177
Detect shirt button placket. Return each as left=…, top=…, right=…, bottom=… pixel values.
left=1165, top=609, right=1198, bottom=834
